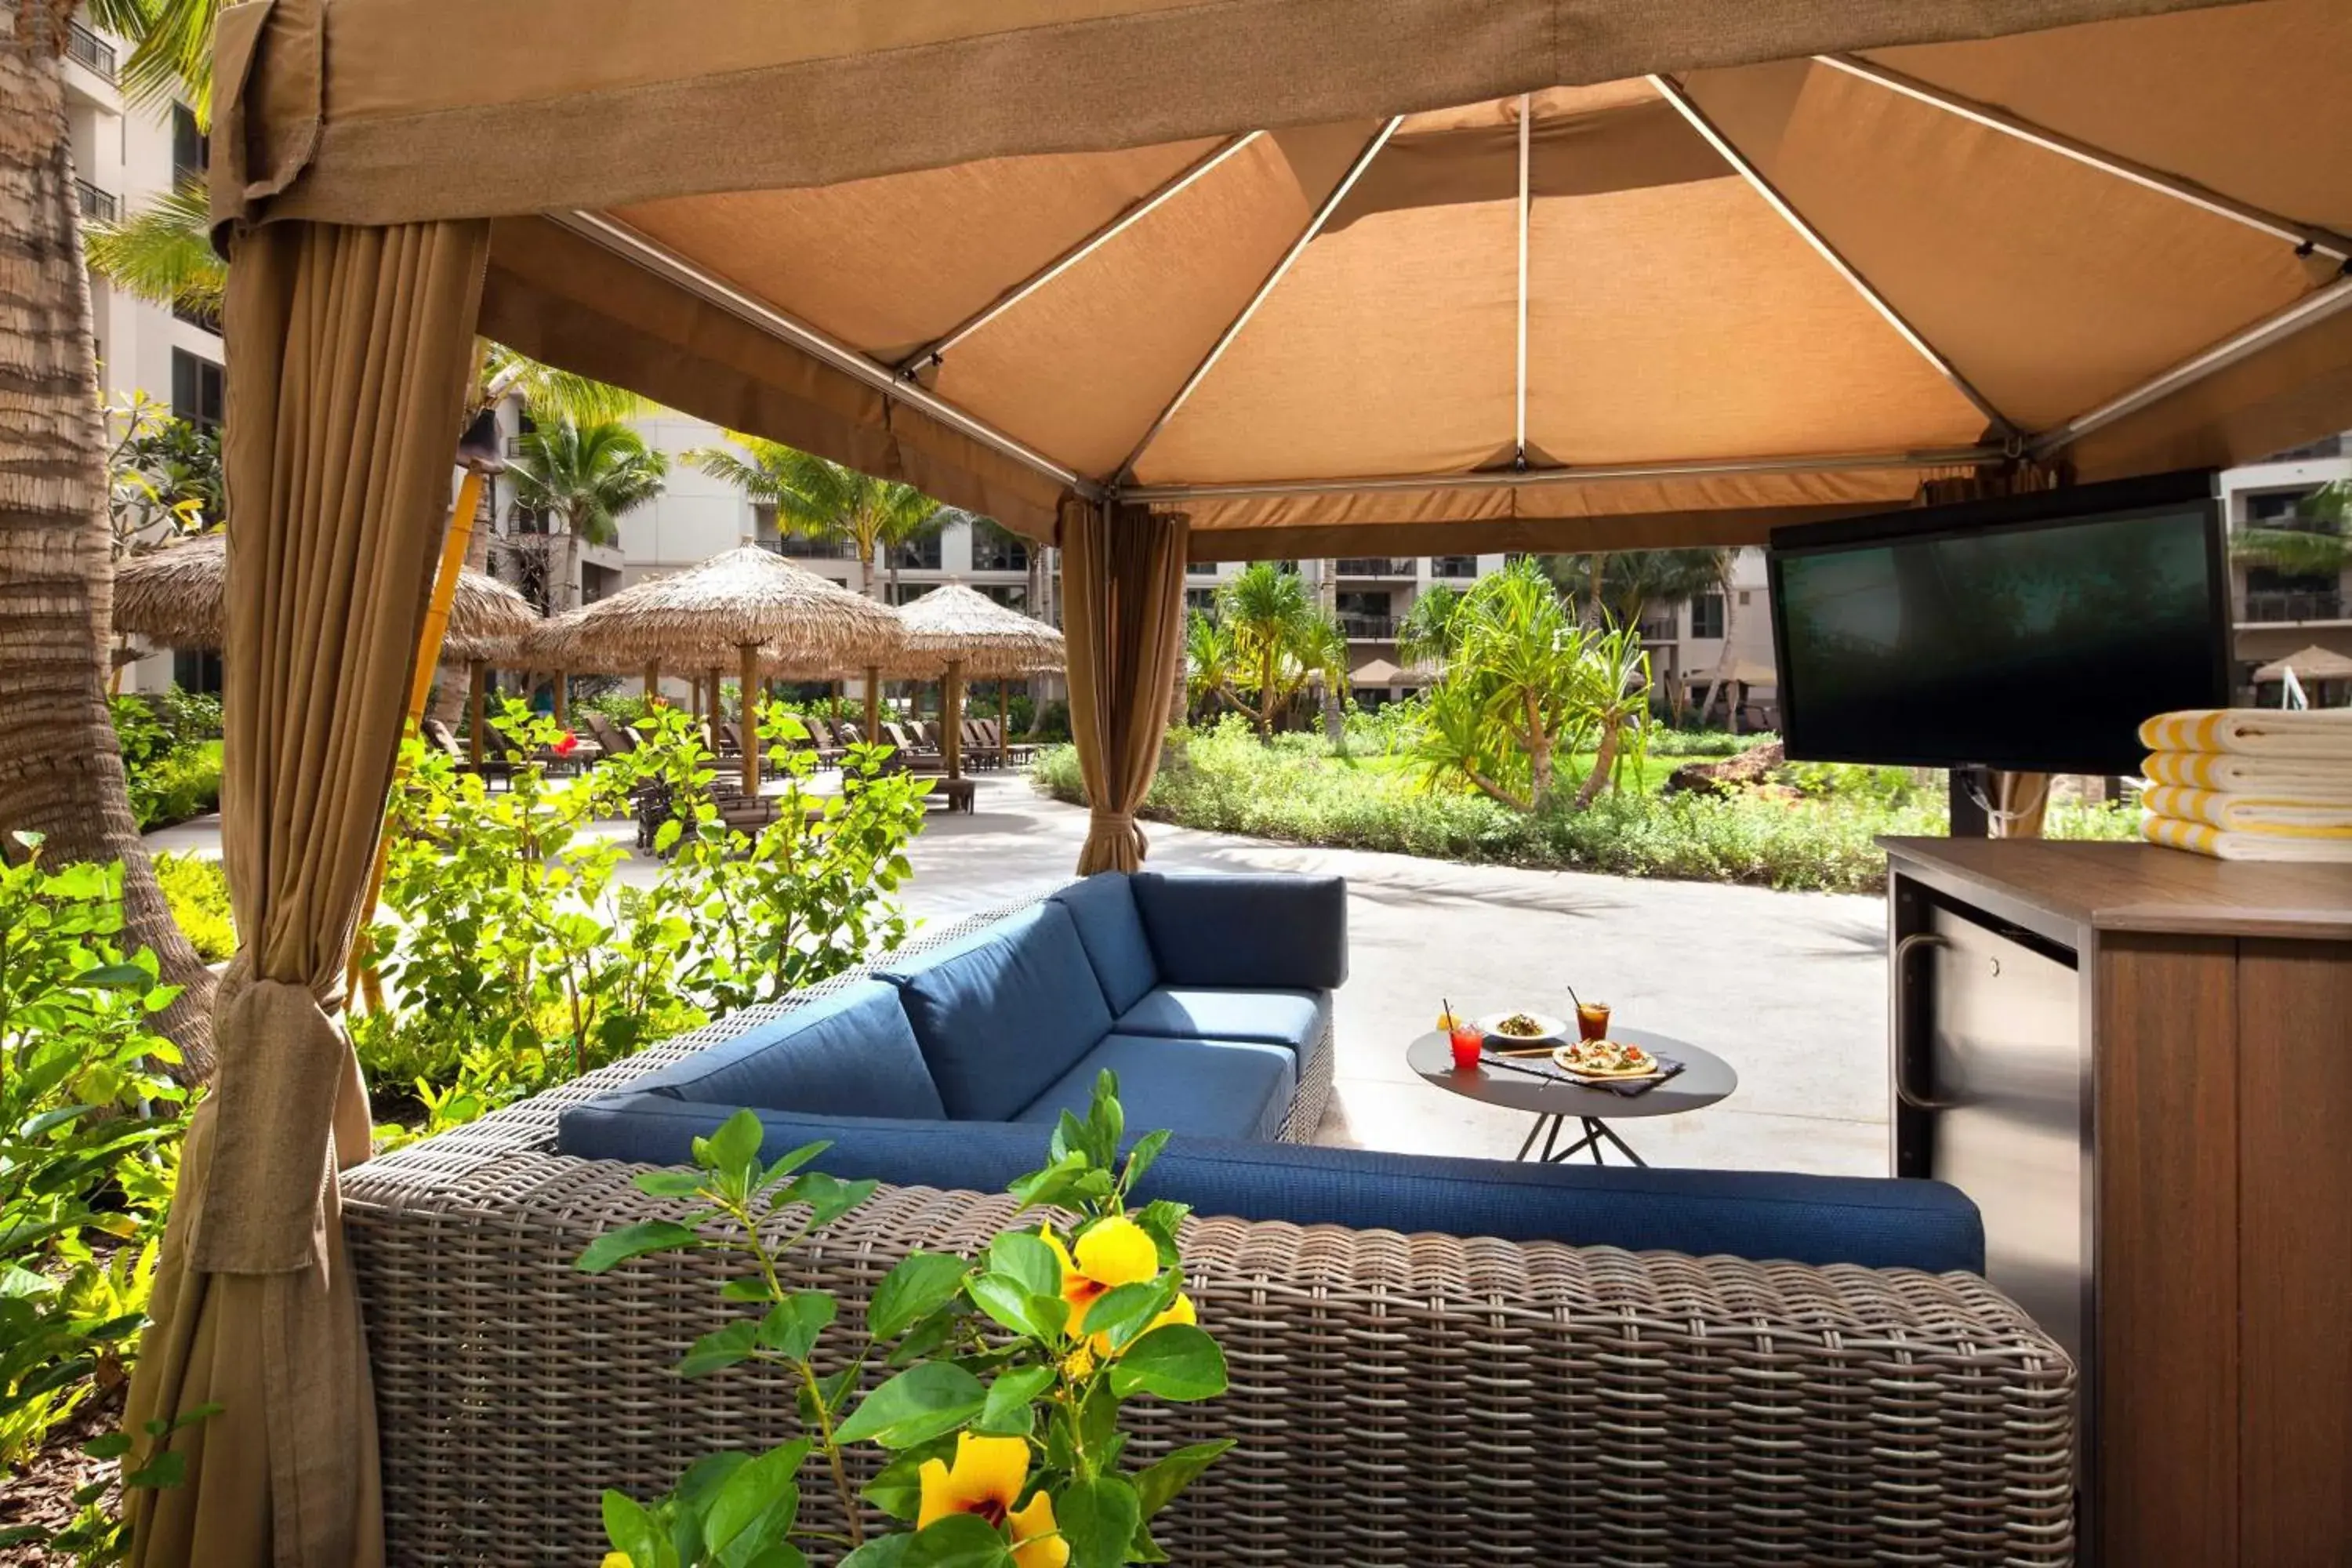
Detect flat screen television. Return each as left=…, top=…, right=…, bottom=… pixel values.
left=1766, top=471, right=2230, bottom=776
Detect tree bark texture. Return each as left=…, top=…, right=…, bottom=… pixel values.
left=0, top=8, right=216, bottom=1077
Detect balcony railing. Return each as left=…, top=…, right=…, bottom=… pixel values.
left=1429, top=556, right=1478, bottom=579
left=1187, top=561, right=1218, bottom=576
left=68, top=22, right=118, bottom=80
left=758, top=535, right=858, bottom=561
left=1336, top=557, right=1416, bottom=577
left=2241, top=590, right=2348, bottom=623
left=76, top=180, right=118, bottom=225
left=1338, top=613, right=1396, bottom=639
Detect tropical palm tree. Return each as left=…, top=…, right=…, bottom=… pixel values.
left=506, top=420, right=670, bottom=547
left=1409, top=558, right=1602, bottom=809
left=1212, top=562, right=1347, bottom=739
left=685, top=435, right=945, bottom=600
left=0, top=8, right=214, bottom=1073
left=1543, top=547, right=1731, bottom=632
left=1184, top=611, right=1240, bottom=720
left=1395, top=581, right=1467, bottom=668
left=2230, top=481, right=2351, bottom=577
left=1566, top=622, right=1653, bottom=808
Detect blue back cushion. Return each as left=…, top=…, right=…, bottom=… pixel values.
left=1047, top=873, right=1159, bottom=1015
left=555, top=1100, right=1984, bottom=1276
left=622, top=980, right=944, bottom=1121
left=876, top=904, right=1113, bottom=1120
left=1131, top=873, right=1348, bottom=990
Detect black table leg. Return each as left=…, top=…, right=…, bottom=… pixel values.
left=1540, top=1116, right=1648, bottom=1167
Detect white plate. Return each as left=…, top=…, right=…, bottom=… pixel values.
left=1477, top=1011, right=1567, bottom=1047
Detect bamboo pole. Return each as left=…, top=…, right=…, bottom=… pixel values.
left=347, top=466, right=487, bottom=1008
left=739, top=643, right=761, bottom=795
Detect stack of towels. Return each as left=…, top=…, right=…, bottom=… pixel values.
left=2138, top=708, right=2352, bottom=862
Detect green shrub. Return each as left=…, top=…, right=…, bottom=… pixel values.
left=124, top=740, right=223, bottom=832
left=111, top=692, right=225, bottom=830
left=0, top=837, right=188, bottom=1485
left=152, top=852, right=234, bottom=963
left=1038, top=720, right=2138, bottom=893
left=1643, top=726, right=1780, bottom=758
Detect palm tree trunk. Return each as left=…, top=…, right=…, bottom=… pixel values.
left=1574, top=719, right=1621, bottom=810
left=1696, top=575, right=1738, bottom=730
left=0, top=24, right=214, bottom=1078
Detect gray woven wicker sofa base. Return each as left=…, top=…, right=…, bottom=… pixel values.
left=343, top=873, right=2076, bottom=1564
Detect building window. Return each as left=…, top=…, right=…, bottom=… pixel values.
left=1185, top=587, right=1218, bottom=615
left=968, top=518, right=1029, bottom=572
left=172, top=648, right=223, bottom=695
left=1689, top=592, right=1726, bottom=640
left=172, top=104, right=209, bottom=185
left=170, top=349, right=224, bottom=428
left=975, top=583, right=1030, bottom=613
left=888, top=534, right=943, bottom=571
left=1430, top=555, right=1477, bottom=579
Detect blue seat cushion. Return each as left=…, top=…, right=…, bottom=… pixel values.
left=1013, top=1034, right=1295, bottom=1143
left=1115, top=986, right=1324, bottom=1058
left=874, top=903, right=1114, bottom=1121
left=555, top=1101, right=1984, bottom=1276
left=1131, top=872, right=1348, bottom=990
left=1047, top=873, right=1159, bottom=1015
left=620, top=981, right=944, bottom=1121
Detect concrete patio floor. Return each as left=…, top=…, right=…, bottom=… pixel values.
left=148, top=769, right=1892, bottom=1177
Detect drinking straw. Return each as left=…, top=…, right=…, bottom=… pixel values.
left=1565, top=982, right=1584, bottom=1011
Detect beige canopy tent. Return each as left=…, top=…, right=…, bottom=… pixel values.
left=893, top=583, right=1069, bottom=776
left=140, top=2, right=2352, bottom=1564
left=1352, top=656, right=1439, bottom=688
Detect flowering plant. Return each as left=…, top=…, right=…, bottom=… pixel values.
left=584, top=1073, right=1229, bottom=1567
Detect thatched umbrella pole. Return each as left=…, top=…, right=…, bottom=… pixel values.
left=997, top=681, right=1010, bottom=768
left=643, top=661, right=661, bottom=702
left=739, top=643, right=761, bottom=794
left=553, top=670, right=569, bottom=728
left=943, top=659, right=966, bottom=781
left=863, top=665, right=881, bottom=749
left=466, top=659, right=488, bottom=763
left=705, top=664, right=724, bottom=754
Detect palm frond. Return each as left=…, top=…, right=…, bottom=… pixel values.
left=112, top=0, right=216, bottom=122
left=2231, top=524, right=2350, bottom=578
left=480, top=345, right=649, bottom=423
left=83, top=177, right=221, bottom=311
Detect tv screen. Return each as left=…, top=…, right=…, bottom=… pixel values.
left=1767, top=473, right=2230, bottom=775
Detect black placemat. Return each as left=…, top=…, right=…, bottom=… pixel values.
left=1481, top=1048, right=1687, bottom=1098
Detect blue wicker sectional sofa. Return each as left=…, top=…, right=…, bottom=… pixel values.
left=341, top=873, right=2076, bottom=1565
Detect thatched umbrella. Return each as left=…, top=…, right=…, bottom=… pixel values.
left=114, top=532, right=542, bottom=761
left=528, top=545, right=902, bottom=793
left=892, top=583, right=1065, bottom=779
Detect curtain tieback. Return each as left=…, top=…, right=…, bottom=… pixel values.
left=1088, top=809, right=1137, bottom=833
left=187, top=965, right=358, bottom=1276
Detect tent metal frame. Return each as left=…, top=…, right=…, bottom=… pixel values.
left=1649, top=72, right=2021, bottom=443
left=1814, top=52, right=2352, bottom=263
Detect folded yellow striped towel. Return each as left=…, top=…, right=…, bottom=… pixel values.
left=2143, top=813, right=2352, bottom=862
left=2141, top=786, right=2352, bottom=836
left=2139, top=708, right=2352, bottom=760
left=2142, top=750, right=2352, bottom=797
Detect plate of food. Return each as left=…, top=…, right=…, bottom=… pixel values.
left=1479, top=1010, right=1568, bottom=1047
left=1551, top=1038, right=1661, bottom=1080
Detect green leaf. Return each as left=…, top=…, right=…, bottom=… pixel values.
left=753, top=1139, right=833, bottom=1195
left=1073, top=1278, right=1167, bottom=1350
left=721, top=1275, right=779, bottom=1303
left=1132, top=1439, right=1234, bottom=1518
left=1121, top=1129, right=1171, bottom=1190
left=77, top=961, right=152, bottom=989
left=988, top=1232, right=1061, bottom=1300
left=702, top=1440, right=808, bottom=1561
left=834, top=1361, right=987, bottom=1449
left=966, top=1275, right=1066, bottom=1343
left=1108, top=1324, right=1227, bottom=1403
left=696, top=1108, right=766, bottom=1178
left=604, top=1489, right=666, bottom=1566
left=837, top=1536, right=918, bottom=1568
left=869, top=1250, right=971, bottom=1339
left=1134, top=1200, right=1189, bottom=1269
left=756, top=1291, right=835, bottom=1361
left=907, top=1512, right=1016, bottom=1568
left=784, top=1171, right=878, bottom=1230
left=1008, top=1151, right=1088, bottom=1212
left=81, top=1432, right=133, bottom=1459
left=633, top=1169, right=707, bottom=1199
left=124, top=1450, right=186, bottom=1490
left=1057, top=1474, right=1142, bottom=1568
left=577, top=1219, right=699, bottom=1273
left=973, top=1364, right=1055, bottom=1437
left=679, top=1319, right=760, bottom=1377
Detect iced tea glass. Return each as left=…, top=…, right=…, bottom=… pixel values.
left=1576, top=1002, right=1612, bottom=1041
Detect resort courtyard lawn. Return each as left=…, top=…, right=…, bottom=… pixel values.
left=1033, top=714, right=2138, bottom=894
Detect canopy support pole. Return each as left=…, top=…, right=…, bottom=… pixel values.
left=739, top=643, right=761, bottom=795
left=1116, top=116, right=1404, bottom=483
left=1813, top=53, right=2352, bottom=261
left=902, top=132, right=1266, bottom=372
left=1649, top=74, right=2020, bottom=444
left=944, top=659, right=965, bottom=782
left=1514, top=92, right=1531, bottom=466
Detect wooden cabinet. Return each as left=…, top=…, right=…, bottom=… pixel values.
left=1882, top=838, right=2352, bottom=1567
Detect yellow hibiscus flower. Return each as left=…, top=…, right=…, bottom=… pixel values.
left=917, top=1432, right=1068, bottom=1568
left=600, top=1555, right=633, bottom=1568
left=1041, top=1219, right=1195, bottom=1360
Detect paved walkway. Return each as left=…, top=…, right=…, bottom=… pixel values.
left=148, top=771, right=1891, bottom=1177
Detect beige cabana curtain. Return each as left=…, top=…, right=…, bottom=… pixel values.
left=1062, top=497, right=1189, bottom=872
left=124, top=216, right=490, bottom=1568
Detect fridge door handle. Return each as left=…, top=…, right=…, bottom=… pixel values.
left=1893, top=931, right=1957, bottom=1111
